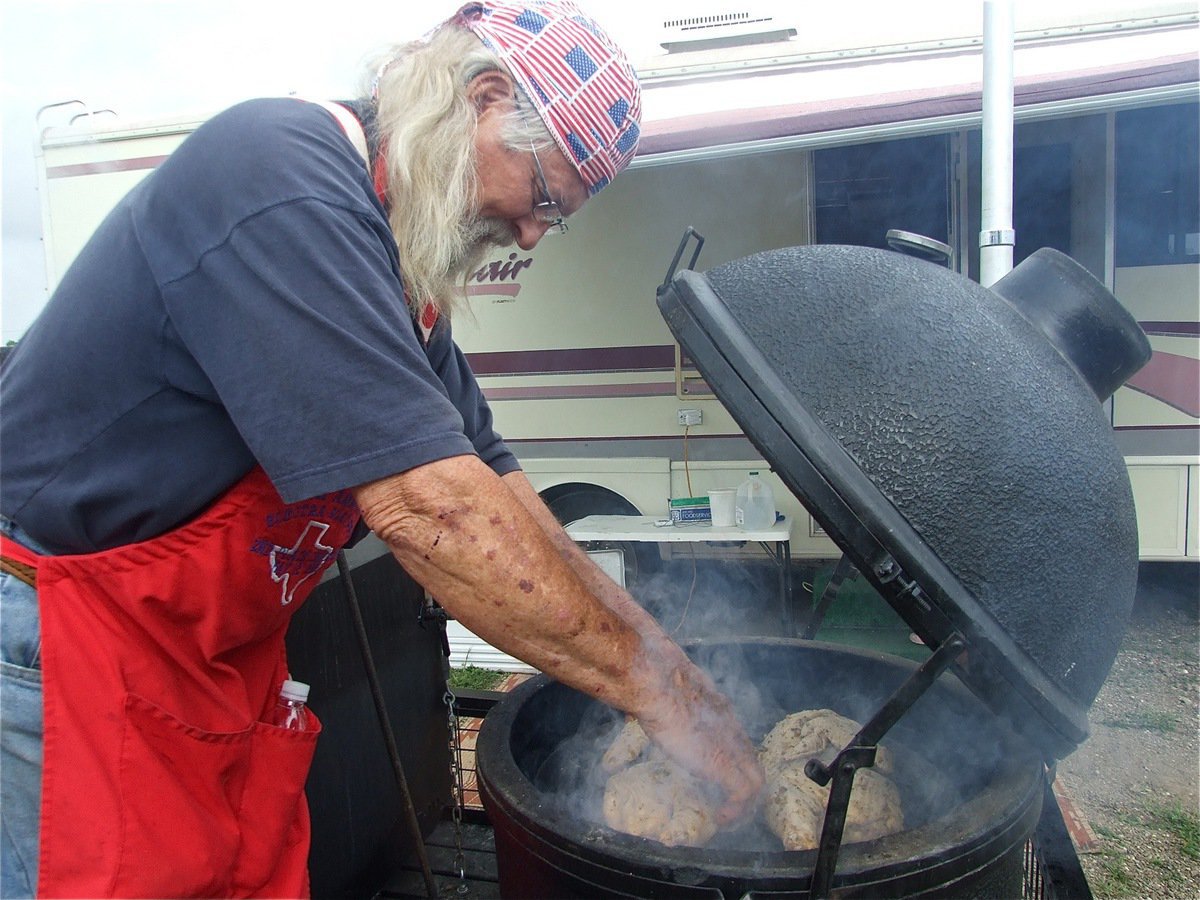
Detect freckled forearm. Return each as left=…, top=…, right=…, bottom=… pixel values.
left=355, top=459, right=765, bottom=822
left=500, top=471, right=670, bottom=639
left=353, top=456, right=666, bottom=708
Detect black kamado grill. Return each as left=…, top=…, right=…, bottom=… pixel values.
left=475, top=237, right=1152, bottom=899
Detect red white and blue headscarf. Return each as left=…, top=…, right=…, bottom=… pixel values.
left=451, top=1, right=642, bottom=195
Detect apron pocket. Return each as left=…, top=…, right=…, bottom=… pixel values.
left=231, top=713, right=322, bottom=895
left=116, top=692, right=255, bottom=898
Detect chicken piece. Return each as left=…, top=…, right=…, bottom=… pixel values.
left=602, top=758, right=720, bottom=847
left=762, top=760, right=826, bottom=851
left=763, top=760, right=904, bottom=851
left=759, top=709, right=893, bottom=777
left=601, top=716, right=651, bottom=774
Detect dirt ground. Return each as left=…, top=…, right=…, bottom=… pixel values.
left=1055, top=563, right=1199, bottom=898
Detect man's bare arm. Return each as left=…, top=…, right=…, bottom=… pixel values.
left=352, top=455, right=763, bottom=823
left=500, top=470, right=664, bottom=638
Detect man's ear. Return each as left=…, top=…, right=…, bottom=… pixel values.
left=467, top=70, right=516, bottom=114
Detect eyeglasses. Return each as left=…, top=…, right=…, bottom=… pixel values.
left=529, top=140, right=568, bottom=235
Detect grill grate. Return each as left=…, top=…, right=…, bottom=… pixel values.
left=455, top=712, right=486, bottom=813
left=1025, top=837, right=1049, bottom=898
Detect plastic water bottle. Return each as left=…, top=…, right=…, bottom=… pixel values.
left=735, top=471, right=775, bottom=530
left=271, top=679, right=311, bottom=731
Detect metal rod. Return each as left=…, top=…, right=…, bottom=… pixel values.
left=806, top=632, right=968, bottom=898
left=855, top=632, right=967, bottom=749
left=808, top=746, right=878, bottom=899
left=802, top=554, right=856, bottom=640
left=781, top=538, right=793, bottom=636
left=659, top=226, right=705, bottom=292
left=980, top=0, right=1015, bottom=287
left=336, top=552, right=439, bottom=898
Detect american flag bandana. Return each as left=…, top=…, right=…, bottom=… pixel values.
left=452, top=1, right=641, bottom=196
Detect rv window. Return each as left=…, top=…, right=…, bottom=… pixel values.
left=1013, top=142, right=1073, bottom=266
left=961, top=113, right=1108, bottom=281
left=1115, top=102, right=1199, bottom=267
left=812, top=135, right=951, bottom=251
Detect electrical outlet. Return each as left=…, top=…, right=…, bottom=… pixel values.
left=677, top=408, right=702, bottom=426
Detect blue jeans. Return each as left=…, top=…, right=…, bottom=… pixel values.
left=1, top=518, right=44, bottom=899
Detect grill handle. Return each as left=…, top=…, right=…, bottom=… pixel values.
left=807, top=632, right=968, bottom=898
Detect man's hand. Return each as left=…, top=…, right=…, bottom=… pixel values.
left=630, top=637, right=765, bottom=826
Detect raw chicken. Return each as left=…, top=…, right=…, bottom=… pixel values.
left=759, top=709, right=894, bottom=777
left=759, top=709, right=904, bottom=851
left=763, top=761, right=904, bottom=850
left=601, top=716, right=652, bottom=773
left=602, top=758, right=720, bottom=847
left=600, top=716, right=718, bottom=847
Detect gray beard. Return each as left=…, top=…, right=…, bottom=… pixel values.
left=446, top=214, right=519, bottom=285
left=460, top=214, right=518, bottom=259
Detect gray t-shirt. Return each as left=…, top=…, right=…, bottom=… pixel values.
left=0, top=97, right=518, bottom=555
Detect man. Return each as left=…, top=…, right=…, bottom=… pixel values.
left=0, top=2, right=764, bottom=896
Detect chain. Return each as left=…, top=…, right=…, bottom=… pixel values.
left=443, top=686, right=468, bottom=893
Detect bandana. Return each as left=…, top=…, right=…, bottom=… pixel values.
left=451, top=1, right=641, bottom=195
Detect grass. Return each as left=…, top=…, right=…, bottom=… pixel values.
left=1146, top=803, right=1200, bottom=860
left=447, top=665, right=505, bottom=691
left=804, top=568, right=906, bottom=629
left=1100, top=710, right=1180, bottom=734
left=1092, top=853, right=1138, bottom=897
left=1091, top=803, right=1200, bottom=896
left=798, top=565, right=932, bottom=662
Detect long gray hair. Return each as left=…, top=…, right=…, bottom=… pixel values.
left=366, top=24, right=557, bottom=319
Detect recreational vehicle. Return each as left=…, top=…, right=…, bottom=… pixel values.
left=31, top=4, right=1200, bottom=590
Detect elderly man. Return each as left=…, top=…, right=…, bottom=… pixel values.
left=0, top=2, right=764, bottom=896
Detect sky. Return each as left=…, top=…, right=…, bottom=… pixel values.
left=0, top=0, right=678, bottom=343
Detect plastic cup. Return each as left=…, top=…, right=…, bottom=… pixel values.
left=708, top=489, right=737, bottom=527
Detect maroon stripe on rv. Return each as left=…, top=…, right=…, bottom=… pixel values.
left=1139, top=321, right=1200, bottom=337
left=465, top=345, right=676, bottom=376
left=638, top=55, right=1198, bottom=156
left=508, top=433, right=748, bottom=445
left=466, top=283, right=521, bottom=298
left=1114, top=423, right=1199, bottom=431
left=1124, top=351, right=1200, bottom=418
left=45, top=155, right=170, bottom=179
left=482, top=381, right=677, bottom=401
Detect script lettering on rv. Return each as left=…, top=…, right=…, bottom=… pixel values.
left=466, top=252, right=533, bottom=302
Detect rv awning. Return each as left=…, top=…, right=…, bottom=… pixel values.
left=635, top=23, right=1199, bottom=161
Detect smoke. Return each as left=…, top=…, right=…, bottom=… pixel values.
left=517, top=558, right=1026, bottom=853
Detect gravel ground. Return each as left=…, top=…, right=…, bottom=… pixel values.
left=1055, top=563, right=1199, bottom=899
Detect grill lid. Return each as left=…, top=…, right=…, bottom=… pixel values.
left=656, top=243, right=1151, bottom=761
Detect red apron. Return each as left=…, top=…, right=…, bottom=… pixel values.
left=0, top=466, right=360, bottom=898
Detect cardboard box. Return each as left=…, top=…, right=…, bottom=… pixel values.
left=668, top=496, right=711, bottom=524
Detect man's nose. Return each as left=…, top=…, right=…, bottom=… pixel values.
left=513, top=216, right=551, bottom=251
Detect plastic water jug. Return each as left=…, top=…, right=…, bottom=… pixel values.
left=735, top=471, right=775, bottom=530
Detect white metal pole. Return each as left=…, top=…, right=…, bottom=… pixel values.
left=980, top=0, right=1015, bottom=287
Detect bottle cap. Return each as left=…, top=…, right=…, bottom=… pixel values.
left=280, top=679, right=310, bottom=703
